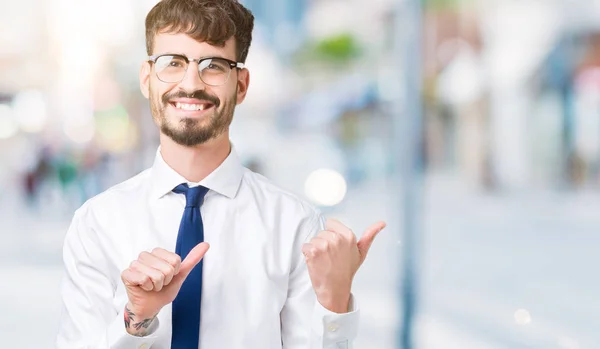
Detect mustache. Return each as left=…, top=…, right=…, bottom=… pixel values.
left=162, top=90, right=220, bottom=107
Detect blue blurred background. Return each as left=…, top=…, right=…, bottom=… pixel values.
left=1, top=0, right=600, bottom=348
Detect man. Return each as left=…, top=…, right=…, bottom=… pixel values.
left=56, top=0, right=385, bottom=348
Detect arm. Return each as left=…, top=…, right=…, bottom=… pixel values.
left=56, top=206, right=209, bottom=348
left=280, top=213, right=360, bottom=349
left=56, top=208, right=161, bottom=348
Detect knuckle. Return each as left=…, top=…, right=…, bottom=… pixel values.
left=149, top=276, right=162, bottom=286
left=151, top=270, right=165, bottom=282
left=139, top=274, right=150, bottom=284
left=302, top=244, right=313, bottom=256
left=171, top=254, right=182, bottom=267
left=349, top=230, right=356, bottom=239
left=164, top=264, right=175, bottom=277
left=130, top=260, right=141, bottom=270
left=331, top=239, right=341, bottom=249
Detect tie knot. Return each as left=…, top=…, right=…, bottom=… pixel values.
left=173, top=183, right=209, bottom=208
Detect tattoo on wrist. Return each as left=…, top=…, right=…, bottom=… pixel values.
left=124, top=305, right=156, bottom=336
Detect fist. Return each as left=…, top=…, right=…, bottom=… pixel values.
left=120, top=242, right=209, bottom=334
left=302, top=219, right=386, bottom=313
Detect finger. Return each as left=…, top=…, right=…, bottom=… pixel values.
left=317, top=230, right=342, bottom=244
left=151, top=248, right=182, bottom=275
left=309, top=237, right=330, bottom=251
left=357, top=221, right=387, bottom=259
left=302, top=238, right=329, bottom=261
left=178, top=242, right=210, bottom=280
left=129, top=260, right=166, bottom=291
left=325, top=218, right=355, bottom=240
left=302, top=243, right=316, bottom=259
left=121, top=268, right=154, bottom=292
left=139, top=251, right=177, bottom=286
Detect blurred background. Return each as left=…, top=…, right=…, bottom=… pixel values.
left=1, top=0, right=600, bottom=348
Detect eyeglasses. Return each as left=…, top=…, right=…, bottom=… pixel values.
left=147, top=54, right=245, bottom=86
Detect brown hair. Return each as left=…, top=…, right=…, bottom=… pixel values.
left=145, top=0, right=254, bottom=63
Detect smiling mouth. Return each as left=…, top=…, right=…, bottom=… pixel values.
left=169, top=102, right=215, bottom=111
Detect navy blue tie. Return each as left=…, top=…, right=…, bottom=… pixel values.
left=171, top=183, right=209, bottom=348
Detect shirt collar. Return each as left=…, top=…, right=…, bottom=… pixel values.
left=150, top=144, right=244, bottom=200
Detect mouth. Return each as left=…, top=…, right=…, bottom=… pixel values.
left=168, top=100, right=216, bottom=117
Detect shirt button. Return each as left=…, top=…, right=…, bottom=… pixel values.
left=139, top=344, right=148, bottom=349
left=327, top=323, right=339, bottom=332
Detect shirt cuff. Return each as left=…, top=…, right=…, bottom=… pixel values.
left=107, top=306, right=160, bottom=349
left=312, top=294, right=360, bottom=348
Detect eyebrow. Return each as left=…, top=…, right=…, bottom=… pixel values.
left=158, top=53, right=233, bottom=61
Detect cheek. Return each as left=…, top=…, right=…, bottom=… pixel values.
left=210, top=87, right=234, bottom=105
left=150, top=80, right=174, bottom=102
left=154, top=89, right=165, bottom=104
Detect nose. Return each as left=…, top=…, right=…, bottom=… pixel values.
left=178, top=61, right=206, bottom=92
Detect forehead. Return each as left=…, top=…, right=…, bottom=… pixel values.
left=152, top=32, right=237, bottom=60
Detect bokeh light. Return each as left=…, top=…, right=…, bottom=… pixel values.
left=514, top=309, right=532, bottom=325
left=63, top=119, right=95, bottom=144
left=304, top=168, right=347, bottom=207
left=0, top=104, right=18, bottom=140
left=11, top=90, right=48, bottom=133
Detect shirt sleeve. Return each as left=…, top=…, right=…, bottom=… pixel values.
left=55, top=206, right=160, bottom=349
left=280, top=211, right=360, bottom=349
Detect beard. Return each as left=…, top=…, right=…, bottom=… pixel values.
left=150, top=86, right=236, bottom=147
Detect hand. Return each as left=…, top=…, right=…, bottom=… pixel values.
left=120, top=242, right=210, bottom=335
left=302, top=219, right=386, bottom=313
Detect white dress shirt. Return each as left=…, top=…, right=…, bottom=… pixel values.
left=56, top=146, right=360, bottom=349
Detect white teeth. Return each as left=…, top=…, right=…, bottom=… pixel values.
left=174, top=102, right=208, bottom=111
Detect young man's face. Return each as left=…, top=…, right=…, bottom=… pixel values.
left=140, top=33, right=249, bottom=146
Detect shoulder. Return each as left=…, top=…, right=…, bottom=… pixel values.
left=71, top=169, right=152, bottom=223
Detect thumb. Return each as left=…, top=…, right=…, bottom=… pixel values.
left=174, top=242, right=210, bottom=282
left=357, top=221, right=386, bottom=261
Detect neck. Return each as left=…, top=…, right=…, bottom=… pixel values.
left=159, top=132, right=231, bottom=183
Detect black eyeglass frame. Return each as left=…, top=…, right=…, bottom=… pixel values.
left=147, top=54, right=245, bottom=85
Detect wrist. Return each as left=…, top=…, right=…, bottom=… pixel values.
left=124, top=302, right=158, bottom=336
left=317, top=291, right=351, bottom=314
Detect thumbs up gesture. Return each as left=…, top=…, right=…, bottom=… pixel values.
left=120, top=243, right=210, bottom=335
left=302, top=219, right=386, bottom=314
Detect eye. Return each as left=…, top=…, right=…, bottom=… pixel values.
left=155, top=55, right=187, bottom=71
left=207, top=62, right=227, bottom=71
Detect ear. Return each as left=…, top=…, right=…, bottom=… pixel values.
left=235, top=68, right=250, bottom=105
left=140, top=61, right=151, bottom=99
